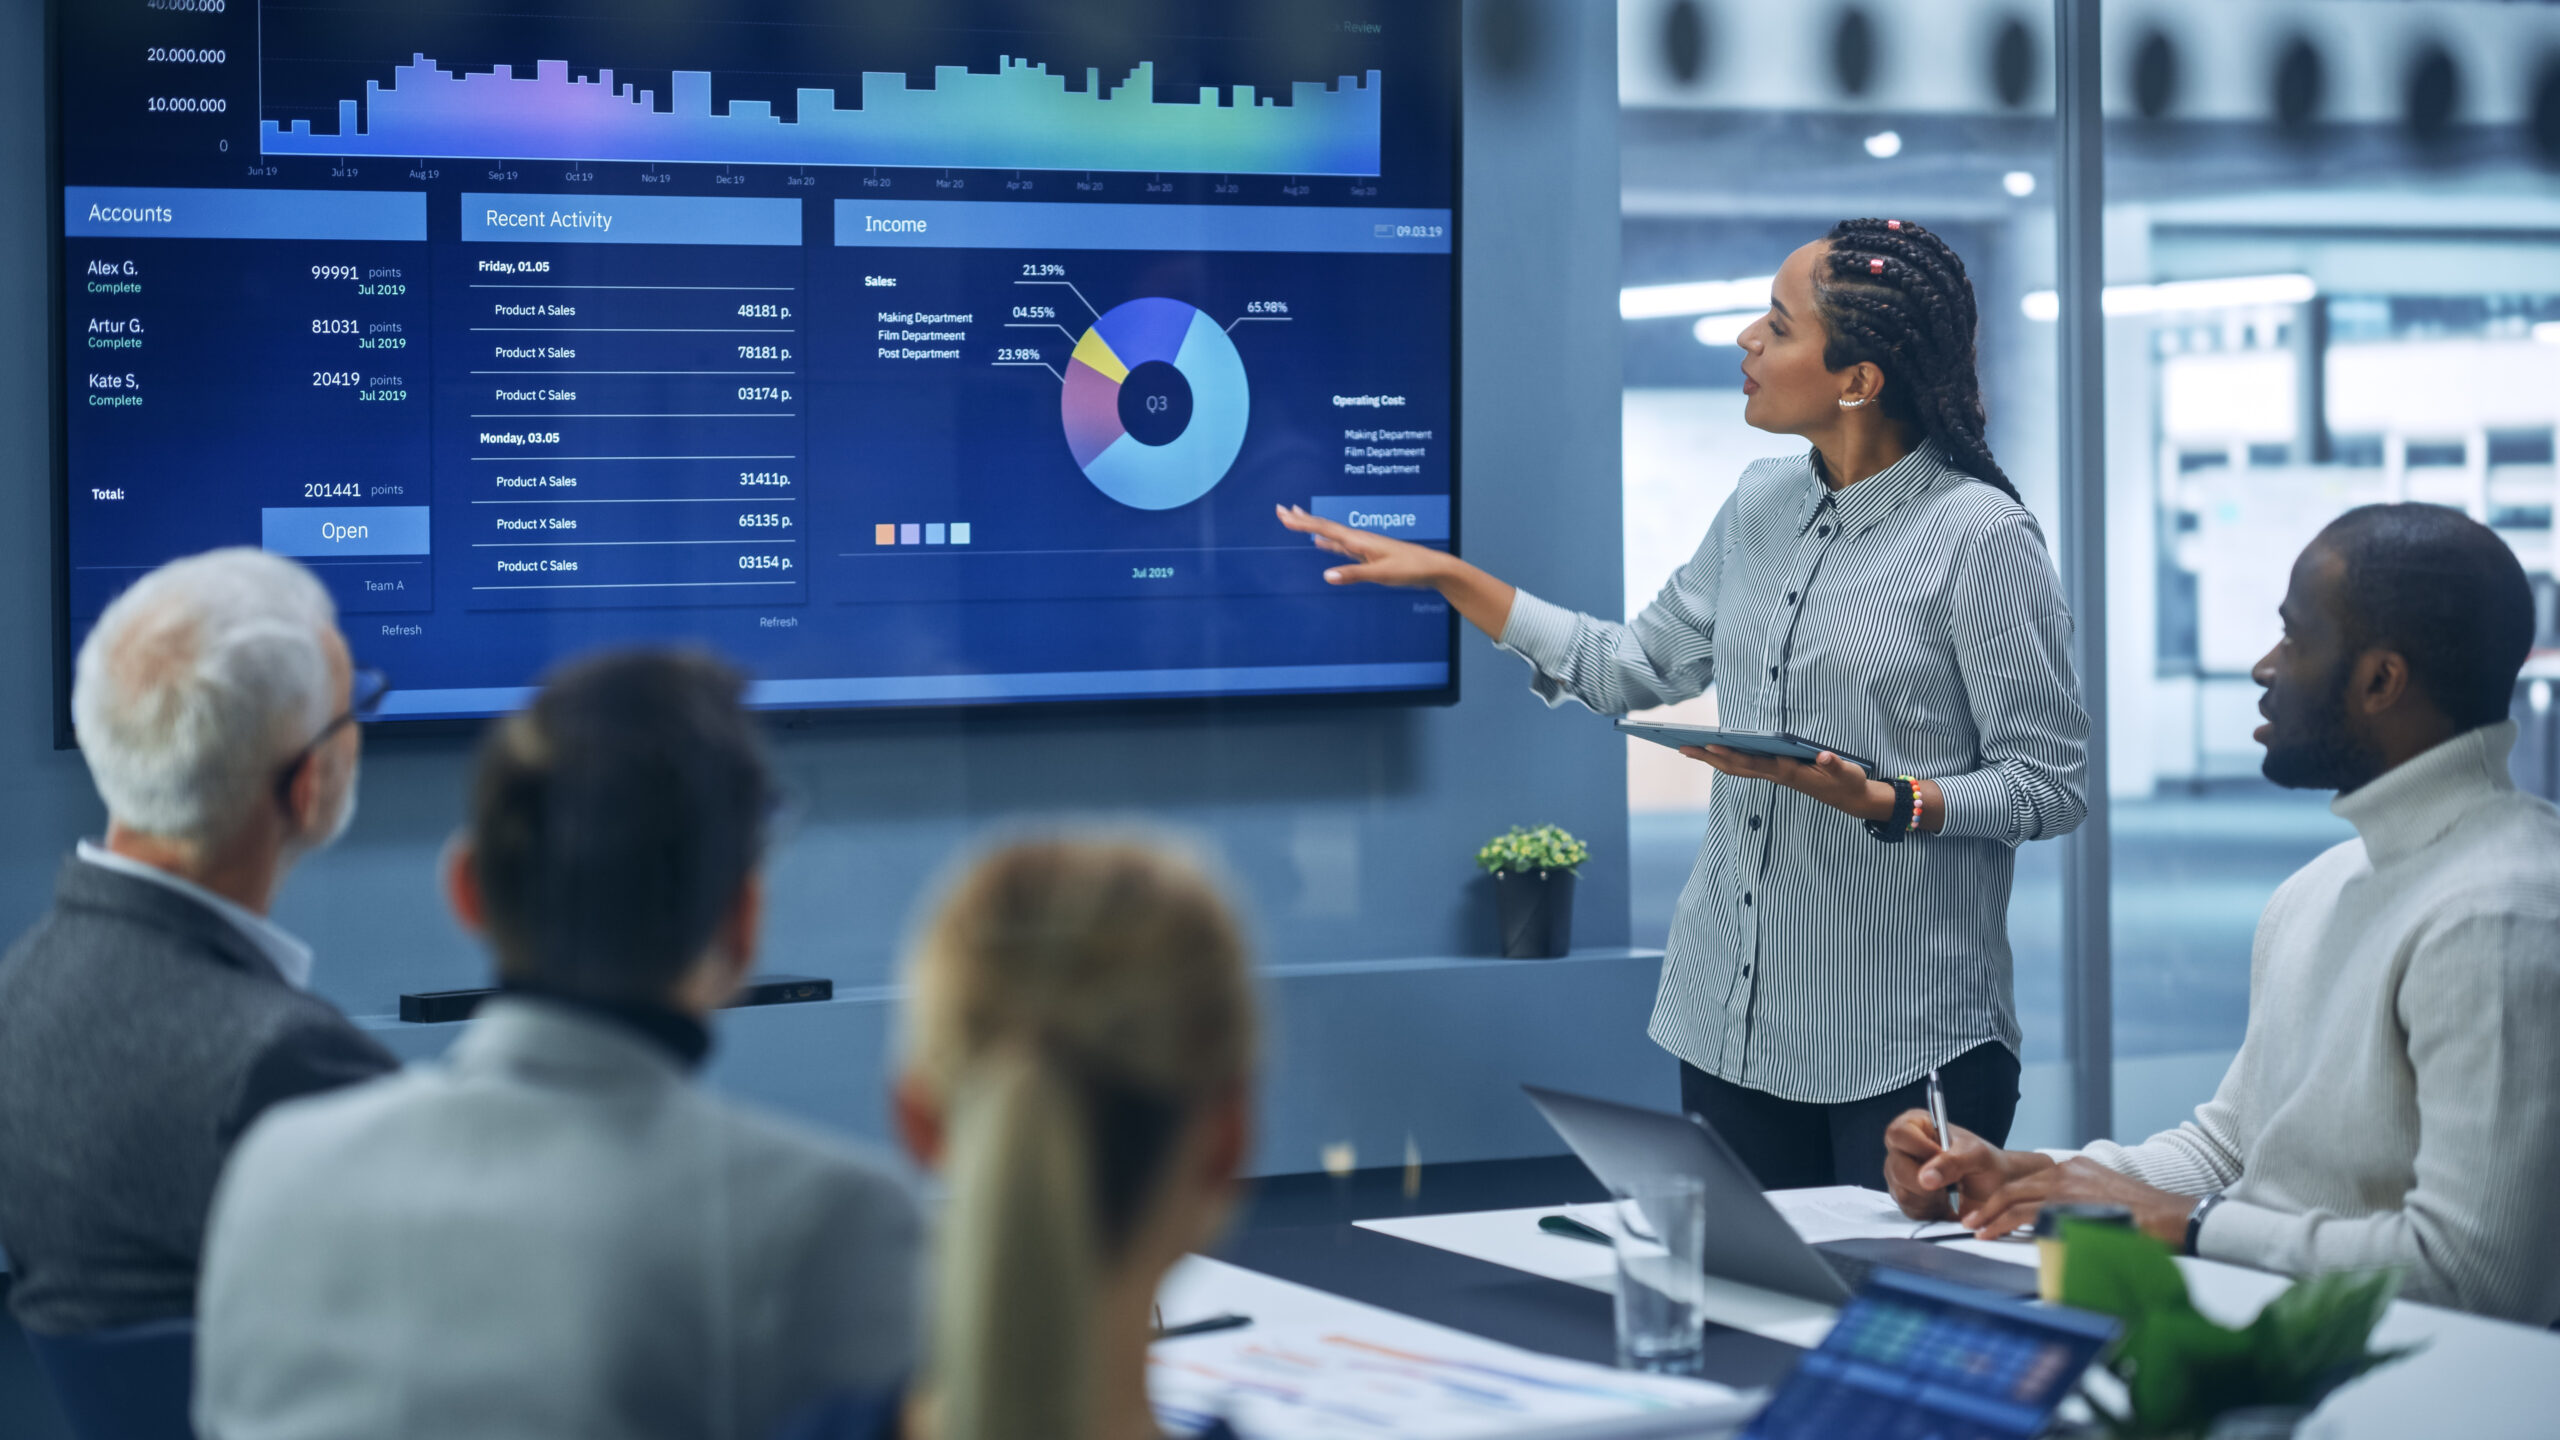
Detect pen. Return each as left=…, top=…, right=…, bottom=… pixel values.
left=1925, top=1067, right=1960, bottom=1222
left=1540, top=1213, right=1614, bottom=1247
left=1151, top=1312, right=1252, bottom=1341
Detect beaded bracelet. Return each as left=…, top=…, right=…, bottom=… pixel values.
left=1902, top=776, right=1924, bottom=834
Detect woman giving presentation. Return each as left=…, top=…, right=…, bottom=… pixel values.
left=1281, top=219, right=2088, bottom=1190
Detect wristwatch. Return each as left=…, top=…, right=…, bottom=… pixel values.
left=2184, top=1191, right=2227, bottom=1257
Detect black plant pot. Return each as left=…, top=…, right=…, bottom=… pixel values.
left=1495, top=869, right=1576, bottom=959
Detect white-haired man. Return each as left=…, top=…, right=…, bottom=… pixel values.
left=0, top=548, right=394, bottom=1339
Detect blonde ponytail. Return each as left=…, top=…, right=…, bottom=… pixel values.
left=932, top=1044, right=1097, bottom=1440
left=903, top=836, right=1255, bottom=1440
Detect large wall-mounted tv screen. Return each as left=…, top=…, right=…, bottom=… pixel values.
left=52, top=1, right=1458, bottom=727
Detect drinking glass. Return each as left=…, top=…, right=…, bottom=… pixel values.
left=1610, top=1174, right=1708, bottom=1374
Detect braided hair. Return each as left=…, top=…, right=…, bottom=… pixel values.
left=1813, top=218, right=2020, bottom=503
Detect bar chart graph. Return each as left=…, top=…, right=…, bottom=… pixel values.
left=261, top=54, right=1383, bottom=176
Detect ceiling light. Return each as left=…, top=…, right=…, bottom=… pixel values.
left=2020, top=273, right=2318, bottom=321
left=1863, top=129, right=1903, bottom=158
left=1620, top=275, right=1775, bottom=321
left=2002, top=170, right=2036, bottom=197
left=1691, top=311, right=1758, bottom=347
left=2129, top=274, right=2318, bottom=312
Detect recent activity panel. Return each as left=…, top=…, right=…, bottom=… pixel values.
left=437, top=193, right=808, bottom=609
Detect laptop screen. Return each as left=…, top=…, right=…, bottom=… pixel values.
left=1741, top=1268, right=2118, bottom=1440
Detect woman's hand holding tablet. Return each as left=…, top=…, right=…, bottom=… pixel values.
left=1689, top=743, right=1904, bottom=824
left=1616, top=719, right=1944, bottom=831
left=1615, top=720, right=1869, bottom=769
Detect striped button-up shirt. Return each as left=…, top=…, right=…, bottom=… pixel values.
left=1501, top=444, right=2088, bottom=1102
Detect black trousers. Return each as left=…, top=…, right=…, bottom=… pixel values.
left=1678, top=1041, right=2020, bottom=1193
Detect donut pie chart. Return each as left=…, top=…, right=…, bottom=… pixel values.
left=1060, top=297, right=1250, bottom=511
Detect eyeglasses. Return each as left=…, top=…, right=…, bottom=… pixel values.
left=273, top=667, right=390, bottom=814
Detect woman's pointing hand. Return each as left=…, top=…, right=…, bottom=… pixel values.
left=1277, top=504, right=1518, bottom=639
left=1276, top=504, right=1450, bottom=588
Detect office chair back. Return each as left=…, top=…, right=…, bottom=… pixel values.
left=24, top=1315, right=197, bottom=1440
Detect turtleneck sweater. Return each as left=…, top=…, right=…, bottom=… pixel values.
left=2074, top=721, right=2560, bottom=1324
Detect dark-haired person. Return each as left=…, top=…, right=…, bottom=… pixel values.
left=193, top=651, right=921, bottom=1440
left=1283, top=219, right=2086, bottom=1190
left=1885, top=505, right=2560, bottom=1325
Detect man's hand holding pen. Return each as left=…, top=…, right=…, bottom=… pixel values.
left=1883, top=1111, right=2200, bottom=1246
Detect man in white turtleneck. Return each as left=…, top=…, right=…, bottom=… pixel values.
left=1884, top=503, right=2560, bottom=1326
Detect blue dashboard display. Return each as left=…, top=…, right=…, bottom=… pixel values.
left=53, top=1, right=1458, bottom=725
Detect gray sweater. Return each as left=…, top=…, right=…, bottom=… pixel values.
left=2078, top=722, right=2560, bottom=1324
left=0, top=858, right=394, bottom=1335
left=197, top=997, right=919, bottom=1440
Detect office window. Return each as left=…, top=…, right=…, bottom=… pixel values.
left=1621, top=0, right=2560, bottom=1145
left=2098, top=0, right=2560, bottom=1139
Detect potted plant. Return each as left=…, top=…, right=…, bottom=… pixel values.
left=1476, top=824, right=1589, bottom=959
left=2055, top=1217, right=2418, bottom=1438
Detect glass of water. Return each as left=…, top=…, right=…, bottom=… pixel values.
left=1610, top=1174, right=1708, bottom=1374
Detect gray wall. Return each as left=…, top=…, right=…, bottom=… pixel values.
left=0, top=0, right=1647, bottom=1177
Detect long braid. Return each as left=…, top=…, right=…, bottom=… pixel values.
left=1813, top=218, right=2021, bottom=504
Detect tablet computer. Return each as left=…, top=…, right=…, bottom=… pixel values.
left=1613, top=720, right=1876, bottom=777
left=1739, top=1268, right=2116, bottom=1440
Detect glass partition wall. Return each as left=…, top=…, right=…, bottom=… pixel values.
left=1617, top=0, right=2560, bottom=1146
left=2095, top=0, right=2560, bottom=1138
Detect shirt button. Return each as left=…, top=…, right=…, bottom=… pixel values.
left=1767, top=665, right=1777, bottom=679
left=1748, top=815, right=1761, bottom=830
left=1786, top=591, right=1799, bottom=604
left=1742, top=964, right=1752, bottom=976
left=1818, top=525, right=1831, bottom=537
left=1743, top=891, right=1754, bottom=906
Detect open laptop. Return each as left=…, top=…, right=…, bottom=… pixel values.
left=1522, top=1084, right=2038, bottom=1302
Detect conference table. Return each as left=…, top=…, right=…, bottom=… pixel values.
left=1156, top=1187, right=2560, bottom=1439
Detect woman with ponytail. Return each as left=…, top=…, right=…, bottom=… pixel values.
left=1281, top=220, right=2088, bottom=1192
left=778, top=835, right=1256, bottom=1440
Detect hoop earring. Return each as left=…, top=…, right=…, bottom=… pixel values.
left=1838, top=397, right=1870, bottom=410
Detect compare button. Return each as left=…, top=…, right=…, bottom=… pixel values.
left=1310, top=494, right=1449, bottom=541
left=261, top=506, right=431, bottom=557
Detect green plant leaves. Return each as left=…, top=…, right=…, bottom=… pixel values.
left=2247, top=1269, right=2417, bottom=1403
left=2123, top=1310, right=2259, bottom=1430
left=2053, top=1217, right=2417, bottom=1436
left=1475, top=824, right=1589, bottom=875
left=2060, top=1218, right=2192, bottom=1323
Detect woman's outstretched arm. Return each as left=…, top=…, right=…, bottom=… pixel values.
left=1280, top=498, right=1726, bottom=718
left=1276, top=504, right=1516, bottom=639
